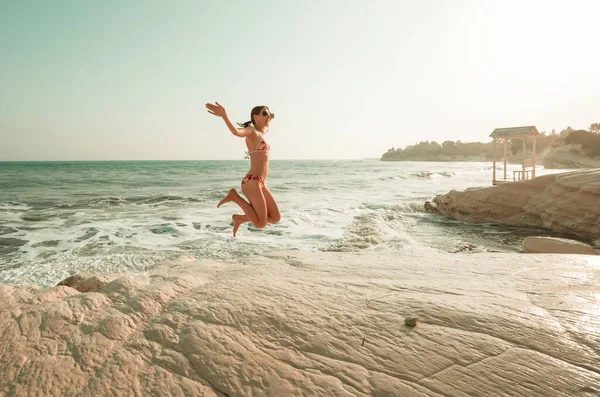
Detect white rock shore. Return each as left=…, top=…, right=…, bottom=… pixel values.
left=523, top=236, right=596, bottom=255
left=425, top=169, right=600, bottom=241
left=1, top=250, right=599, bottom=396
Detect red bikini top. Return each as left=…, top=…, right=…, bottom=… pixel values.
left=245, top=132, right=270, bottom=159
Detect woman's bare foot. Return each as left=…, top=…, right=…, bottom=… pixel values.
left=217, top=189, right=237, bottom=208
left=232, top=214, right=246, bottom=237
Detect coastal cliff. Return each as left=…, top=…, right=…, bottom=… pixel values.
left=541, top=144, right=600, bottom=169
left=425, top=169, right=600, bottom=241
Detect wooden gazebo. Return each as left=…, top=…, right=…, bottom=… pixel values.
left=490, top=126, right=540, bottom=185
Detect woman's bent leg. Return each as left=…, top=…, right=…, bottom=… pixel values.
left=216, top=188, right=261, bottom=225
left=217, top=188, right=245, bottom=208
left=230, top=185, right=279, bottom=236
left=241, top=181, right=268, bottom=228
left=217, top=183, right=267, bottom=228
left=262, top=185, right=281, bottom=224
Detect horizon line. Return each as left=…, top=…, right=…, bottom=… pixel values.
left=0, top=158, right=383, bottom=163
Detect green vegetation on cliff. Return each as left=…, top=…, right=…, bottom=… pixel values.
left=381, top=140, right=496, bottom=161
left=563, top=129, right=600, bottom=158
left=381, top=125, right=600, bottom=163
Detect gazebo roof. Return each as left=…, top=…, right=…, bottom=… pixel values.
left=490, top=126, right=539, bottom=138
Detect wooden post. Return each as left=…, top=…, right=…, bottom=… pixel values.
left=522, top=138, right=526, bottom=179
left=532, top=137, right=537, bottom=178
left=503, top=139, right=507, bottom=181
left=492, top=138, right=497, bottom=185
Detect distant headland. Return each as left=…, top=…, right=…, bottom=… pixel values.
left=381, top=124, right=600, bottom=168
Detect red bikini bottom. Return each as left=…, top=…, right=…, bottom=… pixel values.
left=241, top=174, right=265, bottom=186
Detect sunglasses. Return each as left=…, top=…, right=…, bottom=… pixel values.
left=261, top=110, right=275, bottom=118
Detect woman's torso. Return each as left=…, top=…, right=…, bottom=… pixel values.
left=245, top=128, right=270, bottom=179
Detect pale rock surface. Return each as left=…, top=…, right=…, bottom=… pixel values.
left=523, top=236, right=595, bottom=255
left=425, top=169, right=600, bottom=240
left=1, top=250, right=599, bottom=396
left=542, top=144, right=600, bottom=169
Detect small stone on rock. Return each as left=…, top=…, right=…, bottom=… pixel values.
left=405, top=315, right=419, bottom=327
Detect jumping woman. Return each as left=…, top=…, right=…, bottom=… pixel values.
left=205, top=102, right=281, bottom=237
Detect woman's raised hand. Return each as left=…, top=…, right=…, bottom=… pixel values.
left=205, top=102, right=226, bottom=118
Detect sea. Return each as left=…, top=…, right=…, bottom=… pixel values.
left=0, top=160, right=577, bottom=287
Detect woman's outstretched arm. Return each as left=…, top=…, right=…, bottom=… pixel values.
left=206, top=102, right=253, bottom=137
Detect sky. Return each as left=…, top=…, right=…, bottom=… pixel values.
left=1, top=0, right=599, bottom=161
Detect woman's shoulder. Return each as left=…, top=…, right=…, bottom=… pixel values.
left=247, top=126, right=262, bottom=136
left=243, top=126, right=261, bottom=140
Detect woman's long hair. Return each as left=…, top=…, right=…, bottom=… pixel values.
left=237, top=105, right=270, bottom=128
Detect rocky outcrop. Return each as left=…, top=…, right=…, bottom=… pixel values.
left=541, top=144, right=600, bottom=169
left=523, top=236, right=595, bottom=254
left=540, top=129, right=600, bottom=169
left=425, top=169, right=600, bottom=240
left=1, top=251, right=599, bottom=396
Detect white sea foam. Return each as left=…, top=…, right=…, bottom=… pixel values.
left=0, top=160, right=586, bottom=286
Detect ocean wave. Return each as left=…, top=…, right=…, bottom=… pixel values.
left=0, top=237, right=28, bottom=247
left=53, top=195, right=205, bottom=209
left=410, top=171, right=455, bottom=179
left=0, top=227, right=19, bottom=236
left=325, top=212, right=412, bottom=252
left=362, top=202, right=427, bottom=214
left=21, top=214, right=59, bottom=222
left=133, top=195, right=204, bottom=206
left=0, top=201, right=31, bottom=211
